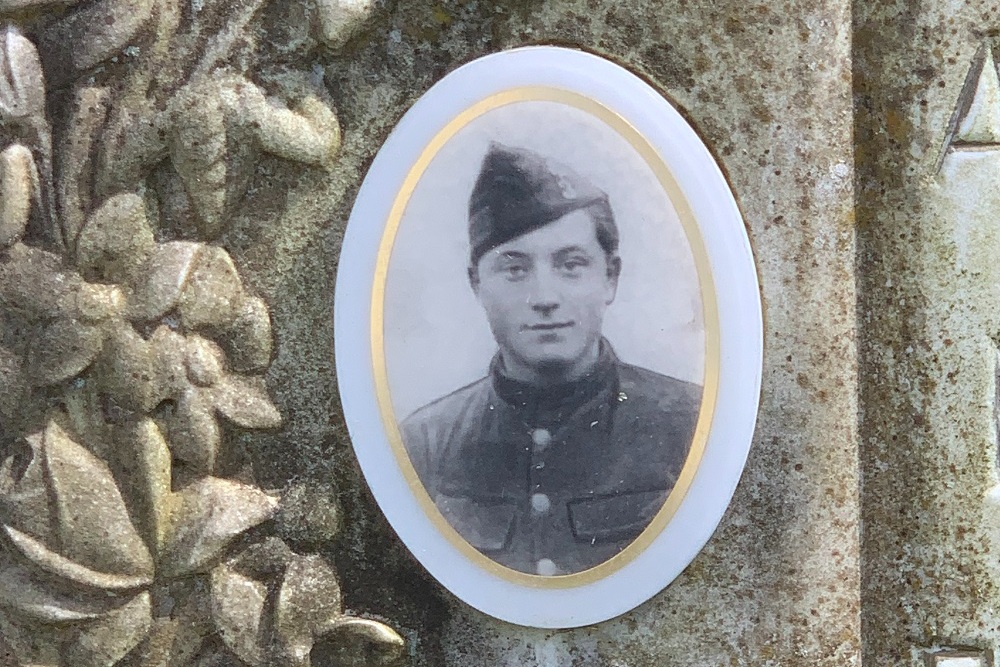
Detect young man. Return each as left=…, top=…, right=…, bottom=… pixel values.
left=402, top=142, right=702, bottom=576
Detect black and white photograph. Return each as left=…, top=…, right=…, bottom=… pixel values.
left=382, top=100, right=707, bottom=577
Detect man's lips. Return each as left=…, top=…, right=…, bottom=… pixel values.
left=523, top=321, right=574, bottom=331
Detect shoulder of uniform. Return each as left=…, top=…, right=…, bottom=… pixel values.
left=616, top=362, right=702, bottom=412
left=399, top=377, right=492, bottom=489
left=400, top=377, right=493, bottom=448
left=402, top=377, right=491, bottom=428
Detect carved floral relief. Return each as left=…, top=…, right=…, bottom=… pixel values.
left=0, top=1, right=403, bottom=665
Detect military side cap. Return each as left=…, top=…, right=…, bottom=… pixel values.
left=468, top=142, right=608, bottom=265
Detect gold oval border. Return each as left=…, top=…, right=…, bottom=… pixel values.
left=370, top=86, right=720, bottom=589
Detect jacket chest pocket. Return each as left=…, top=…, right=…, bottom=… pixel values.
left=435, top=494, right=517, bottom=553
left=567, top=490, right=668, bottom=545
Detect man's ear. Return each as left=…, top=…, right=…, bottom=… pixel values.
left=605, top=255, right=621, bottom=303
left=467, top=265, right=480, bottom=294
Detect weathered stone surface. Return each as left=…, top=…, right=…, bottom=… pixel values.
left=856, top=2, right=1000, bottom=664
left=10, top=0, right=1000, bottom=663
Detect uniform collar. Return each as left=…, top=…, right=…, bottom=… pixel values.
left=489, top=340, right=620, bottom=429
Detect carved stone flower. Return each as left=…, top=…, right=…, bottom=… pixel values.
left=0, top=419, right=279, bottom=666
left=0, top=1, right=406, bottom=662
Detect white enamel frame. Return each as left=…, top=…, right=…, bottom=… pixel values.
left=335, top=46, right=762, bottom=628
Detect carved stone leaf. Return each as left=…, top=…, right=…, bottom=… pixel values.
left=159, top=477, right=278, bottom=578
left=0, top=421, right=154, bottom=585
left=37, top=0, right=154, bottom=85
left=210, top=564, right=267, bottom=666
left=60, top=86, right=111, bottom=249
left=0, top=144, right=39, bottom=251
left=241, top=92, right=340, bottom=168
left=274, top=554, right=343, bottom=665
left=65, top=591, right=152, bottom=667
left=212, top=375, right=282, bottom=429
left=274, top=554, right=405, bottom=667
left=167, top=87, right=227, bottom=238
left=46, top=421, right=155, bottom=580
left=126, top=241, right=199, bottom=322
left=75, top=193, right=155, bottom=284
left=315, top=618, right=407, bottom=667
left=29, top=318, right=103, bottom=386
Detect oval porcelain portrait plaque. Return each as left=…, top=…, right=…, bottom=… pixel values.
left=335, top=47, right=762, bottom=628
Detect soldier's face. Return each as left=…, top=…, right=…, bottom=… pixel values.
left=472, top=209, right=619, bottom=384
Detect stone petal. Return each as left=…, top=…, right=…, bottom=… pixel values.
left=0, top=562, right=113, bottom=623
left=212, top=375, right=281, bottom=429
left=0, top=144, right=39, bottom=250
left=28, top=318, right=102, bottom=386
left=210, top=564, right=266, bottom=666
left=0, top=243, right=84, bottom=321
left=63, top=283, right=126, bottom=324
left=148, top=325, right=188, bottom=398
left=0, top=26, right=45, bottom=121
left=112, top=420, right=172, bottom=558
left=184, top=336, right=224, bottom=388
left=99, top=325, right=157, bottom=414
left=159, top=477, right=278, bottom=578
left=41, top=422, right=154, bottom=581
left=167, top=387, right=220, bottom=476
left=66, top=591, right=151, bottom=667
left=315, top=0, right=377, bottom=51
left=75, top=193, right=155, bottom=285
left=274, top=555, right=343, bottom=665
left=218, top=295, right=273, bottom=373
left=126, top=241, right=198, bottom=322
left=177, top=245, right=243, bottom=330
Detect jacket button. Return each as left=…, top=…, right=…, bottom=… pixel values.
left=531, top=428, right=552, bottom=448
left=536, top=558, right=559, bottom=576
left=531, top=493, right=551, bottom=513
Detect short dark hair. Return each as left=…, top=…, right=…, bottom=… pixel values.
left=587, top=198, right=619, bottom=259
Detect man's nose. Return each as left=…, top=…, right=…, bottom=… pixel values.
left=529, top=269, right=561, bottom=315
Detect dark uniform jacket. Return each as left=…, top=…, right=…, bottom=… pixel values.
left=401, top=343, right=702, bottom=576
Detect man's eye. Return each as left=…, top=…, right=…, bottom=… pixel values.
left=560, top=258, right=589, bottom=273
left=503, top=264, right=528, bottom=279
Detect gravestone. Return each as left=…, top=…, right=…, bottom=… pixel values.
left=0, top=0, right=994, bottom=665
